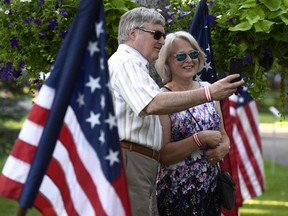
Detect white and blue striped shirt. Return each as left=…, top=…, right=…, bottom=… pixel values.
left=108, top=44, right=162, bottom=151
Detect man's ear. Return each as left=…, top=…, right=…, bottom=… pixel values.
left=128, top=28, right=136, bottom=40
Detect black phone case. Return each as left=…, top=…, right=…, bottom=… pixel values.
left=229, top=57, right=243, bottom=83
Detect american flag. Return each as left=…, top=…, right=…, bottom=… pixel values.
left=189, top=0, right=264, bottom=215
left=0, top=0, right=131, bottom=215
left=229, top=88, right=265, bottom=202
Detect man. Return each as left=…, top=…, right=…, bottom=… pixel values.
left=108, top=7, right=244, bottom=216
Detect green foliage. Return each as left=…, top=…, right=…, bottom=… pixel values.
left=0, top=0, right=79, bottom=84
left=0, top=0, right=287, bottom=114
left=159, top=0, right=287, bottom=115
left=0, top=0, right=137, bottom=90
left=104, top=0, right=138, bottom=56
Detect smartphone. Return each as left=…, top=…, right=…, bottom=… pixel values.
left=229, top=57, right=243, bottom=83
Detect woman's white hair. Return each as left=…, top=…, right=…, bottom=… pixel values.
left=155, top=31, right=206, bottom=84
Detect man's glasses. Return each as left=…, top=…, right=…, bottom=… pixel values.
left=135, top=27, right=166, bottom=40
left=174, top=50, right=200, bottom=61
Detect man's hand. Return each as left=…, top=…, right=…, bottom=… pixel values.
left=210, top=74, right=244, bottom=101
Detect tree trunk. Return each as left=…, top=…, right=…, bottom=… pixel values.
left=135, top=0, right=169, bottom=87
left=137, top=0, right=169, bottom=9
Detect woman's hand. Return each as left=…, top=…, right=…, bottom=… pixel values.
left=203, top=141, right=230, bottom=163
left=198, top=130, right=222, bottom=149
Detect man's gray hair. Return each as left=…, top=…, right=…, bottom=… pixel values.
left=118, top=7, right=165, bottom=44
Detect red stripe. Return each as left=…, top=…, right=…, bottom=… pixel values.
left=235, top=115, right=257, bottom=197
left=242, top=104, right=264, bottom=191
left=8, top=136, right=79, bottom=214
left=220, top=98, right=242, bottom=215
left=111, top=146, right=131, bottom=216
left=28, top=104, right=50, bottom=126
left=0, top=175, right=23, bottom=199
left=59, top=124, right=107, bottom=216
left=244, top=104, right=262, bottom=152
left=34, top=193, right=58, bottom=216
left=45, top=158, right=79, bottom=216
left=0, top=175, right=58, bottom=216
left=11, top=139, right=37, bottom=164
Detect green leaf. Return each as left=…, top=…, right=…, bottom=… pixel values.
left=260, top=0, right=281, bottom=12
left=253, top=19, right=275, bottom=33
left=266, top=7, right=287, bottom=19
left=273, top=31, right=288, bottom=42
left=229, top=21, right=252, bottom=31
left=280, top=14, right=288, bottom=25
left=246, top=7, right=265, bottom=24
left=239, top=0, right=258, bottom=9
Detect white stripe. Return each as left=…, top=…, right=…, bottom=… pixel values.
left=233, top=110, right=262, bottom=200
left=18, top=119, right=43, bottom=147
left=64, top=106, right=126, bottom=216
left=46, top=140, right=94, bottom=216
left=39, top=176, right=68, bottom=216
left=237, top=167, right=251, bottom=200
left=237, top=106, right=264, bottom=196
left=248, top=102, right=265, bottom=180
left=35, top=84, right=55, bottom=109
left=2, top=155, right=30, bottom=183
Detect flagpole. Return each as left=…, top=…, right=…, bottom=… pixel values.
left=17, top=0, right=98, bottom=212
left=16, top=206, right=27, bottom=216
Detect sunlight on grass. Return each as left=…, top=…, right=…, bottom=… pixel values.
left=3, top=118, right=26, bottom=129
left=241, top=208, right=273, bottom=215
left=240, top=209, right=273, bottom=215
left=244, top=199, right=288, bottom=207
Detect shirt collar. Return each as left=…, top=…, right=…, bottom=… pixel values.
left=118, top=44, right=149, bottom=68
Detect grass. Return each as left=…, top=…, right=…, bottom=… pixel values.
left=0, top=93, right=287, bottom=215
left=0, top=157, right=41, bottom=216
left=0, top=158, right=287, bottom=215
left=239, top=160, right=288, bottom=216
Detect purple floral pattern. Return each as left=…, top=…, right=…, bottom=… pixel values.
left=156, top=84, right=221, bottom=215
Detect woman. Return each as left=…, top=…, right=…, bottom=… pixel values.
left=155, top=31, right=230, bottom=215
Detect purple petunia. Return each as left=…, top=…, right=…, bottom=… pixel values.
left=33, top=19, right=42, bottom=25
left=227, top=17, right=234, bottom=24
left=59, top=9, right=68, bottom=16
left=60, top=29, right=69, bottom=39
left=12, top=69, right=22, bottom=78
left=49, top=19, right=58, bottom=29
left=19, top=60, right=25, bottom=68
left=4, top=0, right=10, bottom=4
left=38, top=0, right=44, bottom=8
left=244, top=55, right=252, bottom=65
left=0, top=71, right=11, bottom=81
left=38, top=32, right=45, bottom=40
left=23, top=18, right=33, bottom=24
left=5, top=62, right=13, bottom=71
left=10, top=37, right=19, bottom=48
left=208, top=15, right=217, bottom=24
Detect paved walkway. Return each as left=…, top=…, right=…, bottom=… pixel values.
left=259, top=123, right=288, bottom=167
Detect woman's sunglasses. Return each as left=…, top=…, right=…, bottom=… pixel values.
left=174, top=50, right=200, bottom=61
left=135, top=27, right=166, bottom=40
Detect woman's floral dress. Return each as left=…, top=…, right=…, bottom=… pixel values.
left=156, top=84, right=222, bottom=216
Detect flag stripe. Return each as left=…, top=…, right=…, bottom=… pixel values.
left=0, top=0, right=131, bottom=214
left=63, top=106, right=126, bottom=216
left=59, top=123, right=105, bottom=215
left=230, top=93, right=265, bottom=201
left=34, top=193, right=58, bottom=216
left=239, top=104, right=264, bottom=190
left=189, top=1, right=264, bottom=214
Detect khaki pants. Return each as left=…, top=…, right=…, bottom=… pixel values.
left=122, top=149, right=159, bottom=216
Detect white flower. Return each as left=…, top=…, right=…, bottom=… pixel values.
left=20, top=0, right=32, bottom=2
left=4, top=10, right=10, bottom=14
